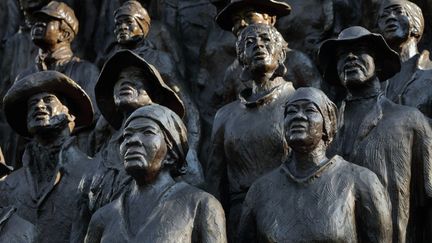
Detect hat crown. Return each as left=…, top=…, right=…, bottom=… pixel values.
left=337, top=26, right=372, bottom=40
left=37, top=1, right=78, bottom=34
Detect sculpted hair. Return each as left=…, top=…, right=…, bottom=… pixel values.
left=236, top=23, right=288, bottom=67
left=403, top=1, right=424, bottom=40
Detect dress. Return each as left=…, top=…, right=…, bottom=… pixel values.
left=0, top=206, right=36, bottom=243
left=238, top=155, right=392, bottom=243
left=85, top=181, right=227, bottom=243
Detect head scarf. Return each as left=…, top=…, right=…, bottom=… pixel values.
left=124, top=104, right=188, bottom=175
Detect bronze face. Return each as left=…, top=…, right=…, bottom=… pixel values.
left=243, top=28, right=279, bottom=76
left=26, top=92, right=71, bottom=135
left=120, top=117, right=168, bottom=180
left=284, top=100, right=324, bottom=152
left=113, top=67, right=153, bottom=110
left=378, top=3, right=411, bottom=44
left=231, top=7, right=274, bottom=36
left=336, top=46, right=376, bottom=88
left=114, top=15, right=146, bottom=45
left=31, top=16, right=61, bottom=47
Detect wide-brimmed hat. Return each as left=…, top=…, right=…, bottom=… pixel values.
left=3, top=71, right=94, bottom=138
left=95, top=50, right=185, bottom=130
left=34, top=1, right=79, bottom=35
left=318, top=26, right=400, bottom=85
left=216, top=0, right=291, bottom=31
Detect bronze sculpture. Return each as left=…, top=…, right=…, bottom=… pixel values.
left=238, top=87, right=392, bottom=243
left=377, top=0, right=432, bottom=118
left=84, top=104, right=227, bottom=243
left=0, top=71, right=95, bottom=243
left=103, top=1, right=202, bottom=171
left=319, top=26, right=432, bottom=243
left=73, top=49, right=203, bottom=243
left=206, top=23, right=295, bottom=240
left=0, top=206, right=36, bottom=243
left=216, top=0, right=322, bottom=103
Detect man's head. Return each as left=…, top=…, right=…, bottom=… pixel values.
left=95, top=50, right=184, bottom=130
left=377, top=0, right=424, bottom=46
left=3, top=71, right=93, bottom=138
left=26, top=92, right=75, bottom=136
left=120, top=104, right=188, bottom=183
left=318, top=26, right=400, bottom=87
left=236, top=24, right=287, bottom=79
left=31, top=1, right=78, bottom=48
left=216, top=0, right=290, bottom=36
left=113, top=66, right=153, bottom=111
left=114, top=0, right=151, bottom=45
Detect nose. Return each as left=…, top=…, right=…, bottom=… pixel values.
left=125, top=133, right=143, bottom=147
left=35, top=99, right=47, bottom=110
left=120, top=22, right=128, bottom=30
left=292, top=110, right=307, bottom=121
left=345, top=52, right=358, bottom=61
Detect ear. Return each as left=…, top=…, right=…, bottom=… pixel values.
left=270, top=15, right=277, bottom=26
left=59, top=29, right=72, bottom=43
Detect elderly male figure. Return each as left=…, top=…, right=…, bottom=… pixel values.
left=319, top=26, right=432, bottom=243
left=0, top=71, right=95, bottom=243
left=206, top=23, right=295, bottom=240
left=377, top=0, right=432, bottom=118
left=216, top=0, right=322, bottom=103
left=84, top=105, right=227, bottom=243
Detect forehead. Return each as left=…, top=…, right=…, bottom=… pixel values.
left=286, top=99, right=318, bottom=107
left=28, top=92, right=59, bottom=101
left=383, top=1, right=404, bottom=10
left=115, top=15, right=135, bottom=22
left=125, top=117, right=160, bottom=130
left=243, top=28, right=271, bottom=38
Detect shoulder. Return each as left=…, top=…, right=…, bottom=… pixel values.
left=213, top=101, right=240, bottom=129
left=335, top=156, right=382, bottom=188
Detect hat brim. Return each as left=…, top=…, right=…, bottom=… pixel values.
left=216, top=0, right=291, bottom=31
left=95, top=50, right=185, bottom=130
left=3, top=71, right=94, bottom=138
left=318, top=34, right=401, bottom=86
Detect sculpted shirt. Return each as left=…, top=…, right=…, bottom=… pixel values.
left=331, top=94, right=432, bottom=243
left=207, top=80, right=295, bottom=203
left=385, top=51, right=432, bottom=118
left=84, top=182, right=227, bottom=243
left=238, top=155, right=392, bottom=243
left=0, top=138, right=96, bottom=243
left=0, top=206, right=36, bottom=243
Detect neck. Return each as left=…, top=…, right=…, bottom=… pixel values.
left=347, top=77, right=381, bottom=98
left=132, top=170, right=174, bottom=192
left=251, top=74, right=283, bottom=95
left=290, top=140, right=328, bottom=177
left=39, top=42, right=71, bottom=57
left=391, top=37, right=418, bottom=63
left=34, top=127, right=70, bottom=147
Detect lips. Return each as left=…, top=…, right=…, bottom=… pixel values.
left=124, top=150, right=146, bottom=161
left=118, top=85, right=134, bottom=96
left=253, top=50, right=267, bottom=60
left=344, top=62, right=363, bottom=72
left=385, top=23, right=399, bottom=32
left=290, top=123, right=307, bottom=132
left=32, top=110, right=49, bottom=120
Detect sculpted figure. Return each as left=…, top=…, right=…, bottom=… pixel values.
left=17, top=1, right=99, bottom=105
left=0, top=0, right=49, bottom=168
left=216, top=0, right=321, bottom=103
left=84, top=104, right=227, bottom=243
left=377, top=0, right=432, bottom=118
left=206, top=23, right=295, bottom=239
left=0, top=71, right=95, bottom=243
left=319, top=26, right=432, bottom=243
left=102, top=1, right=201, bottom=168
left=73, top=49, right=203, bottom=243
left=238, top=87, right=392, bottom=243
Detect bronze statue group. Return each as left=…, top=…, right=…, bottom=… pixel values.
left=0, top=0, right=431, bottom=242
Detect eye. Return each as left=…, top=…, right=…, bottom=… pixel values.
left=245, top=38, right=254, bottom=46
left=142, top=129, right=157, bottom=136
left=285, top=107, right=298, bottom=115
